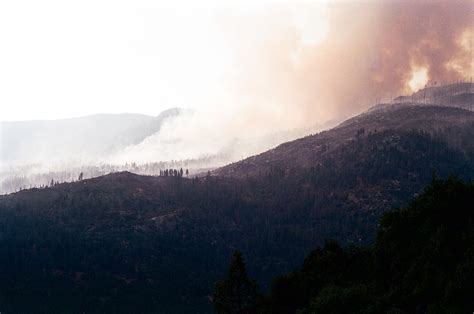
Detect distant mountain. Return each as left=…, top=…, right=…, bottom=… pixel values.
left=0, top=109, right=183, bottom=166
left=115, top=108, right=191, bottom=147
left=0, top=84, right=473, bottom=312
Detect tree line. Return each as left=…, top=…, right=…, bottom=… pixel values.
left=159, top=168, right=189, bottom=177
left=213, top=177, right=474, bottom=313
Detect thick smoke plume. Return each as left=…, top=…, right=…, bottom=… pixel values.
left=116, top=0, right=473, bottom=163
left=214, top=0, right=473, bottom=126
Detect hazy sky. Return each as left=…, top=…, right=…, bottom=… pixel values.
left=0, top=0, right=472, bottom=123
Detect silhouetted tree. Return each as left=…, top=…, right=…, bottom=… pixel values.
left=78, top=172, right=83, bottom=181
left=213, top=251, right=259, bottom=314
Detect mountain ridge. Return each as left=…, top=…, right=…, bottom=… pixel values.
left=0, top=83, right=473, bottom=312
left=214, top=105, right=474, bottom=179
left=0, top=108, right=185, bottom=166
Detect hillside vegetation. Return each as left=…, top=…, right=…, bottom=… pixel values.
left=249, top=177, right=474, bottom=314
left=0, top=99, right=473, bottom=312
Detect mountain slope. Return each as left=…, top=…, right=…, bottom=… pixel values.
left=260, top=177, right=474, bottom=313
left=215, top=105, right=474, bottom=178
left=0, top=97, right=474, bottom=312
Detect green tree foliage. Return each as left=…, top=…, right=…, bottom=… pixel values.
left=374, top=176, right=474, bottom=313
left=305, top=285, right=371, bottom=314
left=213, top=251, right=259, bottom=313
left=261, top=177, right=474, bottom=314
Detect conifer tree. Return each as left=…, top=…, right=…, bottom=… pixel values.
left=213, top=251, right=259, bottom=313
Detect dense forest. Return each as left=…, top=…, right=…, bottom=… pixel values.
left=214, top=177, right=474, bottom=313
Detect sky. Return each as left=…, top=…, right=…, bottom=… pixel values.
left=0, top=0, right=472, bottom=124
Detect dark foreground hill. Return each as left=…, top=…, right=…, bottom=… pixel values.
left=0, top=104, right=474, bottom=312
left=253, top=177, right=474, bottom=313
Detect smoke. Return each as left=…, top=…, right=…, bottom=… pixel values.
left=107, top=0, right=473, bottom=164
left=1, top=1, right=472, bottom=180
left=370, top=1, right=472, bottom=91
left=210, top=1, right=473, bottom=124
left=107, top=110, right=230, bottom=163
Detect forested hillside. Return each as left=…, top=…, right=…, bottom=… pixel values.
left=244, top=177, right=474, bottom=314
left=0, top=104, right=473, bottom=312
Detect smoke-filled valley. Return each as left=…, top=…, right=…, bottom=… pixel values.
left=0, top=107, right=339, bottom=194
left=2, top=82, right=472, bottom=194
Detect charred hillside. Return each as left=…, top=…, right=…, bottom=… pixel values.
left=215, top=105, right=474, bottom=178
left=394, top=82, right=473, bottom=108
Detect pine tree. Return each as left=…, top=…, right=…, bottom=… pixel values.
left=213, top=251, right=259, bottom=313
